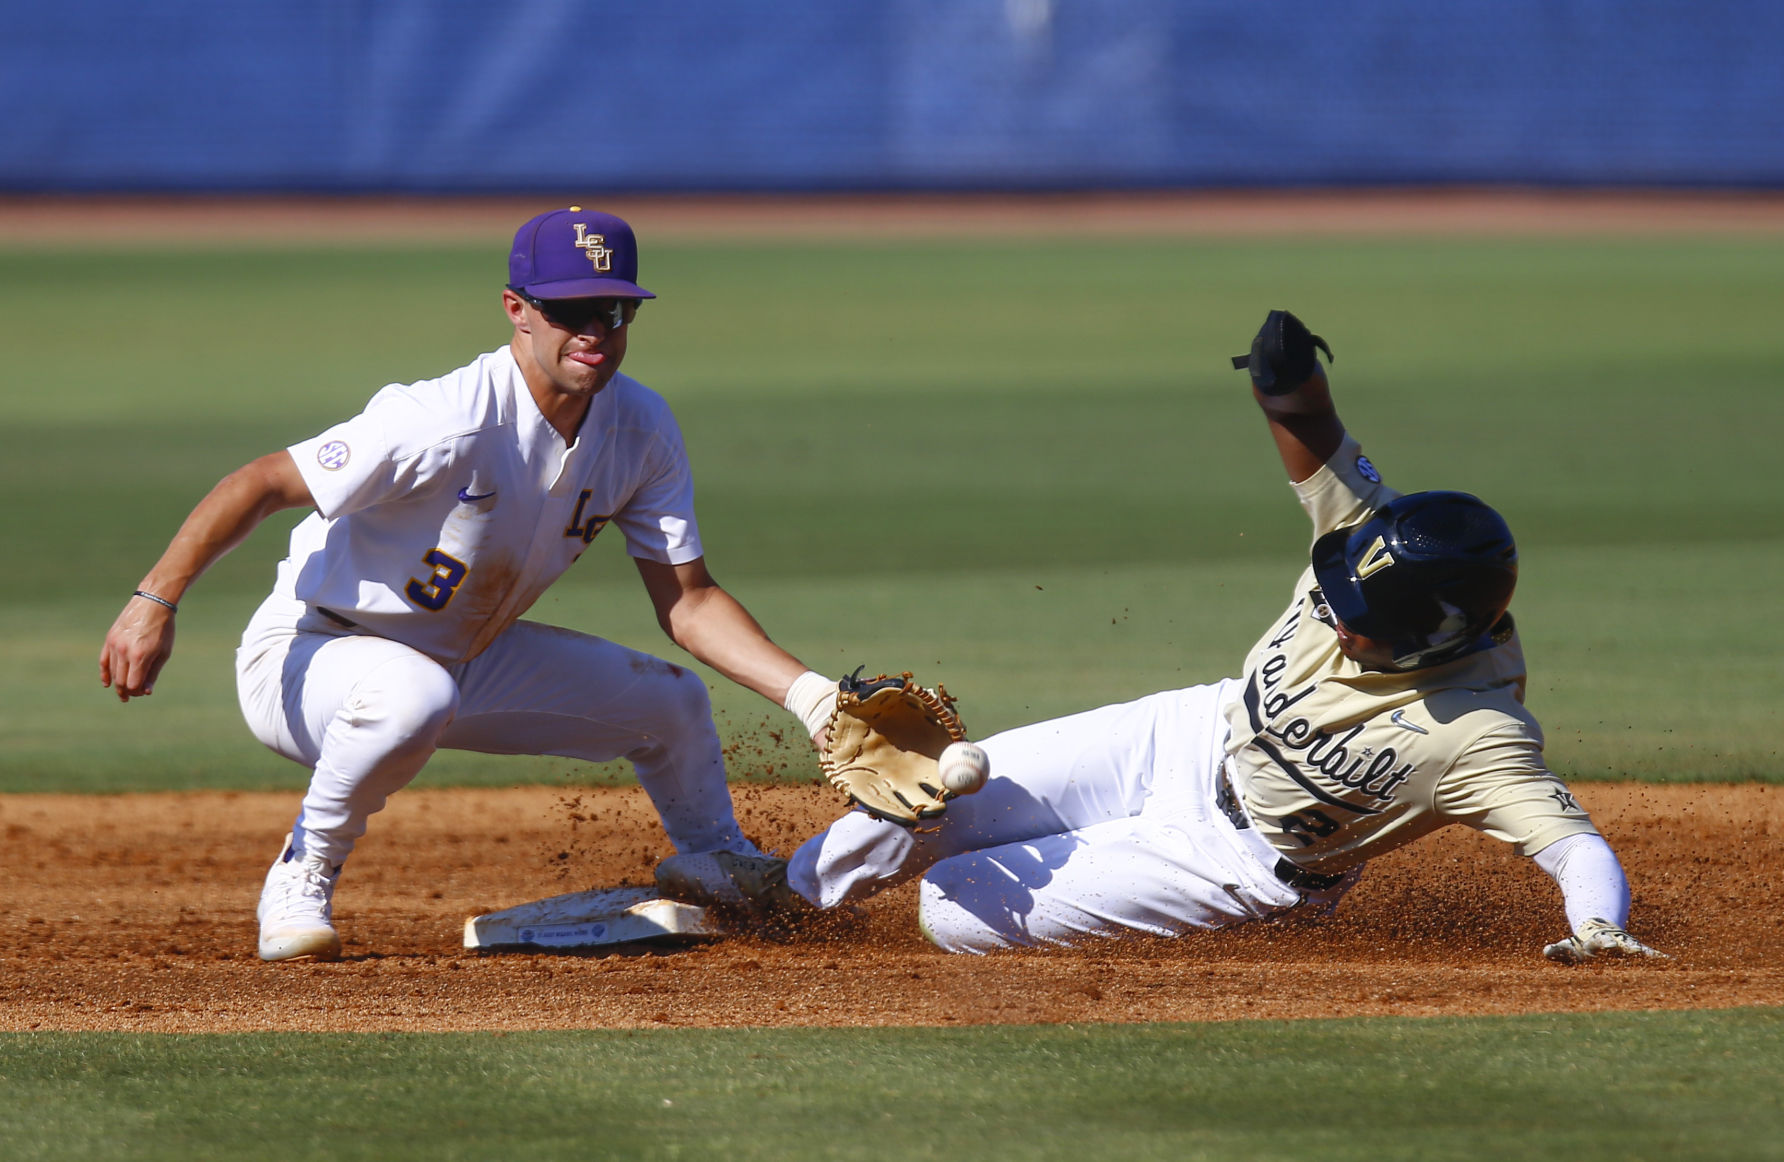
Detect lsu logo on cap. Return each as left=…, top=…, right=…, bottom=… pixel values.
left=1355, top=535, right=1396, bottom=578
left=572, top=223, right=613, bottom=272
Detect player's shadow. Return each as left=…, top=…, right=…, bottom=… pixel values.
left=909, top=778, right=1085, bottom=947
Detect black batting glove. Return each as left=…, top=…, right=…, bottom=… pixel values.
left=1231, top=309, right=1334, bottom=396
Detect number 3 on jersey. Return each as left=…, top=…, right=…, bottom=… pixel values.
left=405, top=548, right=469, bottom=611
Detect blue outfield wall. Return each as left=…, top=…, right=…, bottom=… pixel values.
left=3, top=0, right=1782, bottom=192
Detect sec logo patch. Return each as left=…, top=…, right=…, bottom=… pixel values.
left=1355, top=455, right=1380, bottom=483
left=316, top=440, right=350, bottom=471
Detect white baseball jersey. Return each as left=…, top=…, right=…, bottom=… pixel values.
left=1221, top=434, right=1598, bottom=873
left=277, top=346, right=702, bottom=666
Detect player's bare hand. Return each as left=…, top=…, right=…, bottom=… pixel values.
left=99, top=598, right=177, bottom=701
left=1543, top=919, right=1668, bottom=964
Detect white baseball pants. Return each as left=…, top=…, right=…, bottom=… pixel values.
left=787, top=680, right=1354, bottom=953
left=236, top=596, right=754, bottom=868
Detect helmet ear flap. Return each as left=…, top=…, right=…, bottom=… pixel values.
left=1311, top=526, right=1379, bottom=637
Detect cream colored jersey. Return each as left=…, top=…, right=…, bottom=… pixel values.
left=1220, top=435, right=1598, bottom=873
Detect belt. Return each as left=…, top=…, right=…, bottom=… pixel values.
left=315, top=606, right=358, bottom=628
left=1273, top=857, right=1346, bottom=893
left=1214, top=762, right=1250, bottom=831
left=1217, top=764, right=1348, bottom=893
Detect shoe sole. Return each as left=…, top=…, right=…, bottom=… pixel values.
left=258, top=928, right=343, bottom=962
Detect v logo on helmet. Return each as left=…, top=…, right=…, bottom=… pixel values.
left=1355, top=535, right=1396, bottom=578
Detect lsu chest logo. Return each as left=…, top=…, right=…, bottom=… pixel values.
left=564, top=489, right=611, bottom=545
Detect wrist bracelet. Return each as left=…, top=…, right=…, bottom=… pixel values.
left=132, top=590, right=179, bottom=614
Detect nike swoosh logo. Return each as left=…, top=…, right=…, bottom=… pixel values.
left=457, top=488, right=496, bottom=503
left=1390, top=709, right=1429, bottom=735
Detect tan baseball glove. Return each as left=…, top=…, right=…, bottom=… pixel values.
left=820, top=670, right=968, bottom=826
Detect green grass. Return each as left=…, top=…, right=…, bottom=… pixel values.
left=2, top=235, right=1781, bottom=1159
left=2, top=237, right=1781, bottom=790
left=2, top=1010, right=1780, bottom=1161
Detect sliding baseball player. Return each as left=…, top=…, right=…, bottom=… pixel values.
left=777, top=311, right=1663, bottom=965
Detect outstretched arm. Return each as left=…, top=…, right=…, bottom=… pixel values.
left=1234, top=310, right=1348, bottom=484
left=634, top=556, right=815, bottom=708
left=1255, top=364, right=1347, bottom=485
left=99, top=451, right=315, bottom=701
left=635, top=558, right=838, bottom=743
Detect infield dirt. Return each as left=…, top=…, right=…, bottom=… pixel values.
left=2, top=781, right=1778, bottom=1032
left=6, top=191, right=1780, bottom=1032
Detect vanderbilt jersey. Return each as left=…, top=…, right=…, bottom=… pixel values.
left=1220, top=435, right=1597, bottom=873
left=278, top=346, right=702, bottom=666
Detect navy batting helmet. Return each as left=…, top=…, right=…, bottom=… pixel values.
left=1310, top=491, right=1518, bottom=670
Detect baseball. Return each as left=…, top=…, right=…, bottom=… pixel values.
left=938, top=741, right=991, bottom=795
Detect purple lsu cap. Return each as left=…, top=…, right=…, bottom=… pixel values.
left=508, top=207, right=655, bottom=300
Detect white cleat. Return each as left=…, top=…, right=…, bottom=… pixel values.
left=257, top=839, right=343, bottom=962
left=653, top=850, right=806, bottom=914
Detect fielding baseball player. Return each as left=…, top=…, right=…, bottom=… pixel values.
left=99, top=207, right=831, bottom=961
left=774, top=311, right=1665, bottom=964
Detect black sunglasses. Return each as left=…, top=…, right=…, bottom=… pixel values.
left=509, top=288, right=640, bottom=333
